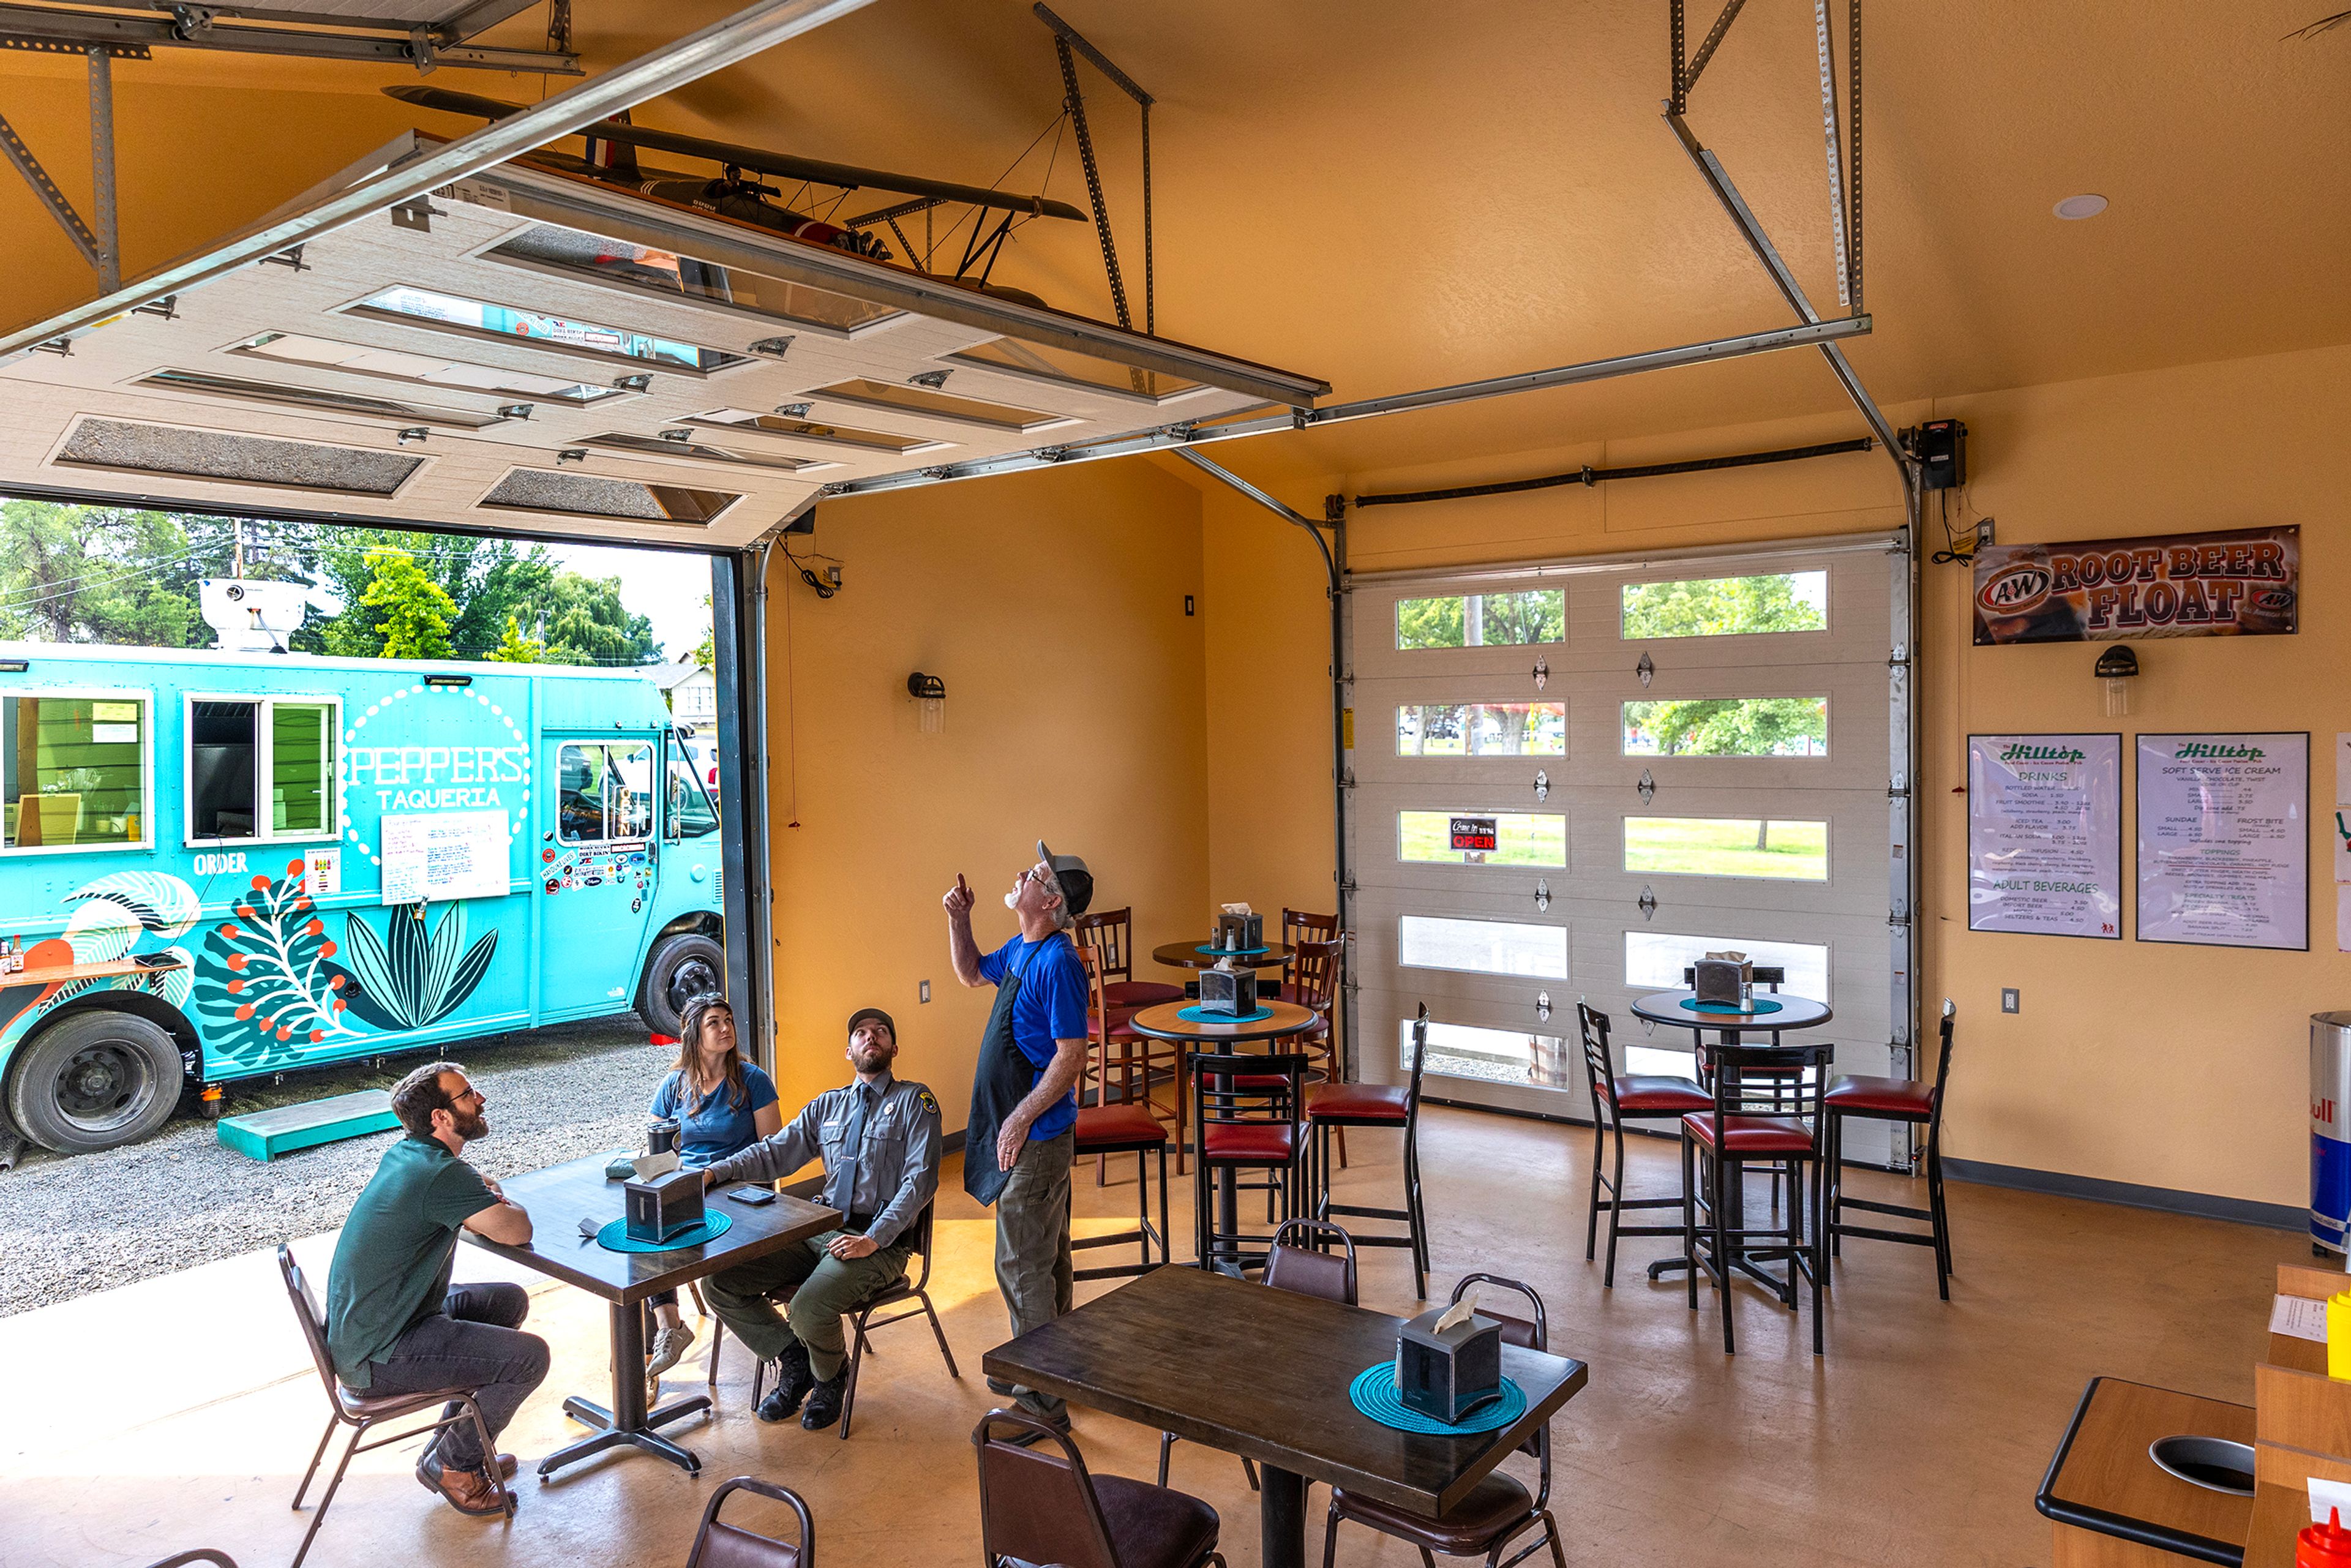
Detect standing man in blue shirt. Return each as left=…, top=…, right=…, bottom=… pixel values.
left=945, top=839, right=1093, bottom=1436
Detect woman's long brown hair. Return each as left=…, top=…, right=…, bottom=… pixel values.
left=670, top=995, right=748, bottom=1111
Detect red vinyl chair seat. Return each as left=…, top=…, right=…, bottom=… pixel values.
left=1611, top=1074, right=1711, bottom=1114
left=1307, top=1082, right=1409, bottom=1123
left=1074, top=1102, right=1171, bottom=1152
left=1679, top=1112, right=1815, bottom=1155
left=1201, top=1122, right=1297, bottom=1162
left=1103, top=980, right=1187, bottom=1010
left=1823, top=1073, right=1934, bottom=1119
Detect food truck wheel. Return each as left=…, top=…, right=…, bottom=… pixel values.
left=639, top=933, right=726, bottom=1038
left=7, top=1010, right=183, bottom=1154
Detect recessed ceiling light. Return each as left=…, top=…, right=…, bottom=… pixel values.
left=2053, top=193, right=2109, bottom=220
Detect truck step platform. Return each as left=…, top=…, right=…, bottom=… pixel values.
left=217, top=1090, right=399, bottom=1162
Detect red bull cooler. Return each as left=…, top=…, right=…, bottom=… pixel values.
left=2314, top=1012, right=2351, bottom=1253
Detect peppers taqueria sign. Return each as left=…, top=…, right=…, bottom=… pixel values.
left=1972, top=525, right=2298, bottom=645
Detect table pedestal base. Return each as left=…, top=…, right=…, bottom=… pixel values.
left=1259, top=1461, right=1308, bottom=1568
left=537, top=1299, right=708, bottom=1478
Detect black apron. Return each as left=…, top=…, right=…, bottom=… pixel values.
left=962, top=940, right=1047, bottom=1207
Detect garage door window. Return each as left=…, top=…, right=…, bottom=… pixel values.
left=1621, top=571, right=1828, bottom=638
left=1397, top=589, right=1564, bottom=651
left=1624, top=931, right=1828, bottom=999
left=1399, top=915, right=1567, bottom=978
left=1402, top=1016, right=1572, bottom=1089
left=1398, top=810, right=1565, bottom=866
left=1624, top=816, right=1828, bottom=880
left=1395, top=702, right=1566, bottom=757
left=1622, top=696, right=1828, bottom=757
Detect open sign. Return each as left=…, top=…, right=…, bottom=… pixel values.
left=1449, top=816, right=1498, bottom=852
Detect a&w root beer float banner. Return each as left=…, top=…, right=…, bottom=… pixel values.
left=1973, top=525, right=2299, bottom=644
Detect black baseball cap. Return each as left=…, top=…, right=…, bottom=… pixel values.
left=847, top=1007, right=895, bottom=1041
left=1035, top=839, right=1094, bottom=918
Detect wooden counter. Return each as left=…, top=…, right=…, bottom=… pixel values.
left=2038, top=1378, right=2255, bottom=1566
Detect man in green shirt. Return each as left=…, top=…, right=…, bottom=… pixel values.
left=325, top=1060, right=544, bottom=1518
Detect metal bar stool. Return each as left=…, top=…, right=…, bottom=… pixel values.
left=1307, top=1003, right=1431, bottom=1299
left=1073, top=1100, right=1172, bottom=1281
left=1577, top=1002, right=1711, bottom=1288
left=1079, top=943, right=1188, bottom=1180
left=1191, top=1049, right=1309, bottom=1275
left=1826, top=999, right=1958, bottom=1299
left=1681, top=1041, right=1832, bottom=1356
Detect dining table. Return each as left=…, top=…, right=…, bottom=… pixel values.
left=460, top=1151, right=839, bottom=1478
left=1625, top=988, right=1835, bottom=1285
left=983, top=1264, right=1589, bottom=1568
left=1149, top=937, right=1297, bottom=972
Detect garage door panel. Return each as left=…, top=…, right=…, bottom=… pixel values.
left=1356, top=986, right=1594, bottom=1120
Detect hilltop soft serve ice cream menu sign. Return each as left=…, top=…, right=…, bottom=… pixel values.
left=2137, top=732, right=2309, bottom=951
left=1967, top=734, right=2123, bottom=939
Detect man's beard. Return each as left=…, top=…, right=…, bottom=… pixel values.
left=452, top=1109, right=488, bottom=1141
left=1003, top=888, right=1020, bottom=910
left=849, top=1048, right=893, bottom=1073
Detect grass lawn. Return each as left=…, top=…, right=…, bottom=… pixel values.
left=1624, top=816, right=1826, bottom=879
left=1398, top=811, right=1566, bottom=866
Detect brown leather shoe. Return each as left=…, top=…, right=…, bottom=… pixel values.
left=415, top=1452, right=510, bottom=1517
left=494, top=1454, right=519, bottom=1482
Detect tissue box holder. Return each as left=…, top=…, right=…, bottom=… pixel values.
left=624, top=1168, right=707, bottom=1243
left=1396, top=1305, right=1504, bottom=1424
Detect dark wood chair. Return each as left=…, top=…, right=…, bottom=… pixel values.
left=684, top=1476, right=815, bottom=1568
left=1320, top=1274, right=1565, bottom=1568
left=277, top=1244, right=511, bottom=1568
left=1191, top=1049, right=1310, bottom=1276
left=1080, top=943, right=1189, bottom=1179
left=1308, top=1003, right=1431, bottom=1299
left=1073, top=1100, right=1172, bottom=1282
left=1278, top=908, right=1340, bottom=1005
left=974, top=1408, right=1227, bottom=1568
left=1078, top=906, right=1188, bottom=1012
left=1826, top=999, right=1958, bottom=1299
left=1577, top=1002, right=1709, bottom=1288
left=1682, top=1041, right=1832, bottom=1356
left=1158, top=1218, right=1359, bottom=1490
left=735, top=1204, right=959, bottom=1439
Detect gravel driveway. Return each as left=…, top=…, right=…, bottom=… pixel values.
left=0, top=1015, right=679, bottom=1318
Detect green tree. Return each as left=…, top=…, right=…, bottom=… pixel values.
left=1395, top=589, right=1561, bottom=651
left=538, top=569, right=659, bottom=666
left=0, top=501, right=243, bottom=647
left=354, top=548, right=457, bottom=659
left=312, top=527, right=553, bottom=660
left=486, top=614, right=545, bottom=663
left=692, top=592, right=714, bottom=670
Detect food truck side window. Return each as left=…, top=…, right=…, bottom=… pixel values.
left=560, top=742, right=654, bottom=842
left=2, top=693, right=150, bottom=850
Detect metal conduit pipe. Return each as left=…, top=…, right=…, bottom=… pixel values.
left=1169, top=448, right=1351, bottom=972
left=1351, top=435, right=1875, bottom=509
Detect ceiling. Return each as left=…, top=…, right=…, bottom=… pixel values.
left=3, top=0, right=2348, bottom=512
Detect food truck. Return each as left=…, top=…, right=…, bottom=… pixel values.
left=0, top=641, right=726, bottom=1153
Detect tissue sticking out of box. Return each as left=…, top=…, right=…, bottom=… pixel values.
left=1221, top=903, right=1255, bottom=916
left=632, top=1149, right=680, bottom=1182
left=1434, top=1294, right=1479, bottom=1334
left=1703, top=950, right=1748, bottom=963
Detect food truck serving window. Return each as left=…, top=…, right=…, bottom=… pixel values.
left=186, top=696, right=339, bottom=844
left=560, top=742, right=654, bottom=843
left=2, top=692, right=151, bottom=851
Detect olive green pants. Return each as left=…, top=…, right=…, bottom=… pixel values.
left=994, top=1129, right=1075, bottom=1420
left=703, top=1230, right=913, bottom=1381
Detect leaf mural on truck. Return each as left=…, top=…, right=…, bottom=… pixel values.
left=332, top=902, right=500, bottom=1032
left=2, top=872, right=201, bottom=1051
left=188, top=862, right=354, bottom=1069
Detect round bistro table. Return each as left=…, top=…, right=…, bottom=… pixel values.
left=1150, top=938, right=1297, bottom=972
left=1128, top=999, right=1322, bottom=1273
left=1625, top=988, right=1835, bottom=1285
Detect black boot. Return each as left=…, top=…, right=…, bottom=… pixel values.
left=800, top=1369, right=849, bottom=1430
left=756, top=1343, right=816, bottom=1423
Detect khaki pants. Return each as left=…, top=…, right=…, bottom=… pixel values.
left=703, top=1230, right=913, bottom=1381
left=994, top=1128, right=1074, bottom=1419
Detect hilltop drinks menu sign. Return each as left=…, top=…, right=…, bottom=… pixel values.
left=2137, top=732, right=2309, bottom=951
left=1967, top=734, right=2122, bottom=939
left=1973, top=525, right=2298, bottom=645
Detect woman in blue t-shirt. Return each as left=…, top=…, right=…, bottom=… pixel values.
left=643, top=994, right=781, bottom=1387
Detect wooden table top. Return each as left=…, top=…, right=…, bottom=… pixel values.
left=460, top=1152, right=840, bottom=1308
left=982, top=1265, right=1588, bottom=1517
left=1127, top=999, right=1322, bottom=1045
left=2036, top=1375, right=2255, bottom=1561
left=1629, top=989, right=1834, bottom=1033
left=1151, top=938, right=1296, bottom=971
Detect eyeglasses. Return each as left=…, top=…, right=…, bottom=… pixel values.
left=1019, top=866, right=1062, bottom=890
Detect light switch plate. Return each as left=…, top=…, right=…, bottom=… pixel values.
left=918, top=980, right=932, bottom=1003
left=2001, top=987, right=2020, bottom=1015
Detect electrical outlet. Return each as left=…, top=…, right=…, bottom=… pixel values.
left=2001, top=987, right=2020, bottom=1015
left=918, top=980, right=931, bottom=1003
left=1183, top=594, right=1196, bottom=617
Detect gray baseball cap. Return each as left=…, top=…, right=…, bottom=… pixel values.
left=1035, top=840, right=1094, bottom=918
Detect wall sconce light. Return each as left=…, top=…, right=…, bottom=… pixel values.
left=2094, top=645, right=2139, bottom=717
left=907, top=672, right=947, bottom=733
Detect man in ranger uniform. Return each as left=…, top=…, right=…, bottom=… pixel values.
left=698, top=1007, right=943, bottom=1430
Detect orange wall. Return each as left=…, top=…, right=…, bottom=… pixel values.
left=762, top=459, right=1210, bottom=1133
left=1199, top=343, right=2351, bottom=1209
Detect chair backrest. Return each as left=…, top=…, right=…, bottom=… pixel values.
left=1449, top=1273, right=1551, bottom=1490
left=1264, top=1218, right=1358, bottom=1305
left=1191, top=1051, right=1310, bottom=1133
left=1282, top=908, right=1338, bottom=950
left=1926, top=999, right=1958, bottom=1136
left=1073, top=907, right=1138, bottom=986
left=1575, top=1003, right=1615, bottom=1119
left=971, top=1409, right=1120, bottom=1568
left=1074, top=944, right=1113, bottom=1047
left=276, top=1244, right=344, bottom=1404
left=898, top=1202, right=939, bottom=1293
left=1681, top=964, right=1785, bottom=992
left=1403, top=1005, right=1432, bottom=1130
left=686, top=1476, right=815, bottom=1568
left=1705, top=1041, right=1832, bottom=1135
left=1289, top=937, right=1342, bottom=1011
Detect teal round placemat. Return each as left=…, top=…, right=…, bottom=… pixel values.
left=1348, top=1364, right=1527, bottom=1435
left=1177, top=1005, right=1275, bottom=1024
left=1196, top=943, right=1270, bottom=957
left=596, top=1209, right=733, bottom=1253
left=1681, top=997, right=1785, bottom=1017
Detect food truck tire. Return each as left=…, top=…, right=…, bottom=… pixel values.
left=7, top=1010, right=184, bottom=1154
left=639, top=934, right=726, bottom=1038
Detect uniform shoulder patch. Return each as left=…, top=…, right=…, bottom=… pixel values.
left=916, top=1087, right=939, bottom=1117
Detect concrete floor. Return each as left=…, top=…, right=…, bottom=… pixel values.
left=0, top=1105, right=2311, bottom=1568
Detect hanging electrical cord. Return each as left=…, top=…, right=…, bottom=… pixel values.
left=1929, top=486, right=1993, bottom=566
left=781, top=536, right=842, bottom=599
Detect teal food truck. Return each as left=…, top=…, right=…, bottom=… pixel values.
left=0, top=642, right=727, bottom=1153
